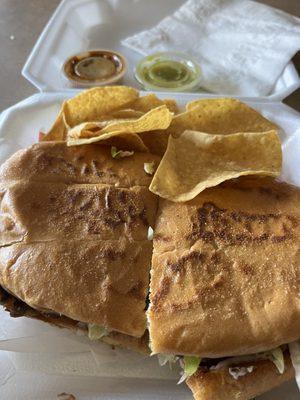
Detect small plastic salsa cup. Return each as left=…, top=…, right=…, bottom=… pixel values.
left=135, top=52, right=201, bottom=92
left=63, top=50, right=127, bottom=87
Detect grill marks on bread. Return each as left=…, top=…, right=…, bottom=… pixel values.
left=0, top=141, right=159, bottom=187
left=152, top=184, right=299, bottom=311
left=0, top=143, right=160, bottom=337
left=149, top=178, right=300, bottom=356
left=189, top=201, right=297, bottom=246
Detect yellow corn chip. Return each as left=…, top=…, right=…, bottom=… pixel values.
left=42, top=87, right=139, bottom=141
left=108, top=109, right=145, bottom=119
left=81, top=110, right=144, bottom=122
left=67, top=105, right=172, bottom=152
left=163, top=99, right=179, bottom=114
left=68, top=120, right=130, bottom=139
left=138, top=131, right=169, bottom=156
left=101, top=105, right=173, bottom=134
left=168, top=98, right=277, bottom=137
left=130, top=94, right=179, bottom=114
left=64, top=86, right=139, bottom=127
left=150, top=130, right=282, bottom=202
left=67, top=131, right=148, bottom=152
left=68, top=114, right=154, bottom=140
left=42, top=102, right=68, bottom=141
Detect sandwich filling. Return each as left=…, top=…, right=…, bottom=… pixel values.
left=158, top=346, right=286, bottom=384
left=0, top=286, right=150, bottom=354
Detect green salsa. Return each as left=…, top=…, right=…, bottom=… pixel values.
left=135, top=52, right=201, bottom=91
left=149, top=61, right=189, bottom=81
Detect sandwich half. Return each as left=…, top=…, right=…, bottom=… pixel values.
left=0, top=142, right=160, bottom=349
left=149, top=176, right=300, bottom=399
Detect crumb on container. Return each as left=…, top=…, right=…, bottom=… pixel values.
left=57, top=393, right=76, bottom=400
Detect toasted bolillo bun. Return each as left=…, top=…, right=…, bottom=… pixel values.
left=187, top=352, right=294, bottom=400
left=0, top=143, right=160, bottom=337
left=149, top=177, right=300, bottom=356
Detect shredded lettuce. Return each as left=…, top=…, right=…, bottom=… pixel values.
left=147, top=226, right=154, bottom=240
left=144, top=161, right=156, bottom=175
left=289, top=341, right=300, bottom=391
left=157, top=354, right=178, bottom=367
left=184, top=356, right=201, bottom=376
left=267, top=347, right=285, bottom=374
left=88, top=324, right=109, bottom=340
left=177, top=356, right=201, bottom=384
left=111, top=146, right=134, bottom=159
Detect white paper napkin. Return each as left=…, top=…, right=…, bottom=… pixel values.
left=122, top=0, right=300, bottom=96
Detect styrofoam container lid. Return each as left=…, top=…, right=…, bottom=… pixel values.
left=22, top=0, right=300, bottom=100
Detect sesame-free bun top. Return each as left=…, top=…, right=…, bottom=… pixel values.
left=0, top=142, right=160, bottom=337
left=149, top=177, right=300, bottom=356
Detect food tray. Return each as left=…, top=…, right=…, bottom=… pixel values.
left=0, top=90, right=300, bottom=399
left=22, top=0, right=300, bottom=100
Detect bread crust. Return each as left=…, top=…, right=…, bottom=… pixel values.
left=0, top=143, right=159, bottom=337
left=149, top=177, right=300, bottom=356
left=0, top=141, right=160, bottom=187
left=187, top=352, right=294, bottom=400
left=0, top=181, right=156, bottom=246
left=0, top=287, right=149, bottom=354
left=0, top=239, right=152, bottom=337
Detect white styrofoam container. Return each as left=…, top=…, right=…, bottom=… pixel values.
left=0, top=91, right=300, bottom=399
left=0, top=81, right=300, bottom=400
left=22, top=0, right=300, bottom=100
left=3, top=0, right=300, bottom=395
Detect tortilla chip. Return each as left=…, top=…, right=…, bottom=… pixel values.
left=80, top=110, right=145, bottom=122
left=168, top=98, right=277, bottom=137
left=68, top=106, right=172, bottom=139
left=42, top=102, right=68, bottom=141
left=67, top=131, right=148, bottom=152
left=66, top=105, right=172, bottom=151
left=163, top=99, right=179, bottom=114
left=138, top=131, right=169, bottom=156
left=42, top=87, right=139, bottom=141
left=100, top=105, right=173, bottom=134
left=64, top=86, right=139, bottom=127
left=67, top=121, right=107, bottom=139
left=108, top=109, right=145, bottom=119
left=149, top=130, right=282, bottom=202
left=130, top=94, right=179, bottom=114
left=67, top=120, right=133, bottom=140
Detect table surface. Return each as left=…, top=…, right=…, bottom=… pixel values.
left=0, top=0, right=299, bottom=113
